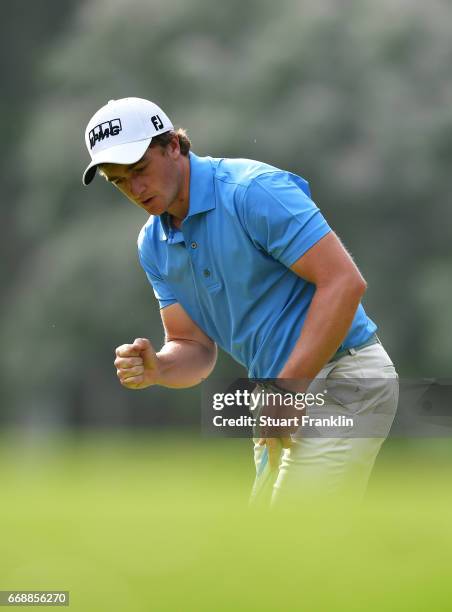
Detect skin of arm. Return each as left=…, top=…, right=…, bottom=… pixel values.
left=260, top=231, right=368, bottom=466
left=114, top=303, right=217, bottom=390
left=277, top=231, right=367, bottom=383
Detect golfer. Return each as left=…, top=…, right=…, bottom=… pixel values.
left=82, top=97, right=398, bottom=505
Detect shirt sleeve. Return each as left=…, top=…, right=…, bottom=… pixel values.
left=142, top=264, right=177, bottom=309
left=137, top=230, right=177, bottom=310
left=242, top=171, right=331, bottom=267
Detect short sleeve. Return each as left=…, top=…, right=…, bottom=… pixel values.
left=243, top=171, right=331, bottom=267
left=137, top=229, right=177, bottom=310
left=142, top=263, right=177, bottom=309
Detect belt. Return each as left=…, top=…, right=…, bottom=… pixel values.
left=251, top=333, right=381, bottom=390
left=329, top=333, right=380, bottom=363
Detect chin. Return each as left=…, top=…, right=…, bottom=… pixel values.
left=149, top=205, right=169, bottom=217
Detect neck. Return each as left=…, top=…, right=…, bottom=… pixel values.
left=171, top=216, right=183, bottom=229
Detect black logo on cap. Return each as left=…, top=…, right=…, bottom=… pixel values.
left=151, top=115, right=164, bottom=131
left=89, top=118, right=122, bottom=149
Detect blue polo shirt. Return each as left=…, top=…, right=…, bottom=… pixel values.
left=138, top=152, right=377, bottom=378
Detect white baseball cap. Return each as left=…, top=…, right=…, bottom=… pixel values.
left=82, top=97, right=174, bottom=185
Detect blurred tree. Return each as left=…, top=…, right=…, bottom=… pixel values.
left=2, top=0, right=451, bottom=425
left=0, top=0, right=80, bottom=277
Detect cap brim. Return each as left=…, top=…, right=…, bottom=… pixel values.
left=82, top=137, right=153, bottom=186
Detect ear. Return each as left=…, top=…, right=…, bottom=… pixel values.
left=168, top=134, right=181, bottom=159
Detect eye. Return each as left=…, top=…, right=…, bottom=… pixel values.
left=133, top=162, right=148, bottom=174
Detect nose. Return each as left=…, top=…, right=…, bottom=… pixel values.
left=129, top=175, right=146, bottom=198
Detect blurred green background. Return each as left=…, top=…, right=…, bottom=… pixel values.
left=1, top=0, right=451, bottom=609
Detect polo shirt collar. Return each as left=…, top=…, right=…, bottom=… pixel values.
left=158, top=151, right=216, bottom=241
left=186, top=151, right=216, bottom=217
left=158, top=213, right=184, bottom=243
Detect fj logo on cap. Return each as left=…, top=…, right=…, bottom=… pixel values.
left=151, top=114, right=164, bottom=131
left=89, top=118, right=122, bottom=149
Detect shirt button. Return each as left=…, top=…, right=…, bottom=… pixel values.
left=203, top=269, right=211, bottom=277
left=190, top=242, right=198, bottom=249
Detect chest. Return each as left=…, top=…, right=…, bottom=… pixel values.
left=160, top=208, right=261, bottom=291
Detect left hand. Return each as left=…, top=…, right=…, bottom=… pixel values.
left=258, top=436, right=292, bottom=469
left=256, top=388, right=298, bottom=468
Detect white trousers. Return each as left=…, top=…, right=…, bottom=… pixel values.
left=250, top=343, right=399, bottom=507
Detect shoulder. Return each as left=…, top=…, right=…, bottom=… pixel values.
left=213, top=156, right=284, bottom=190
left=211, top=157, right=311, bottom=206
left=138, top=215, right=160, bottom=247
left=211, top=157, right=310, bottom=216
left=215, top=157, right=279, bottom=181
left=244, top=168, right=312, bottom=203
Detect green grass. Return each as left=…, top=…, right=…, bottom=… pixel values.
left=0, top=432, right=451, bottom=611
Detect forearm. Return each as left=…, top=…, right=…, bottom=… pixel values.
left=156, top=339, right=217, bottom=388
left=278, top=281, right=366, bottom=383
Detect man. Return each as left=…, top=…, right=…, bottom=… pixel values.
left=82, top=97, right=398, bottom=505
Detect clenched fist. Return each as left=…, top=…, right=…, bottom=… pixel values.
left=114, top=338, right=162, bottom=389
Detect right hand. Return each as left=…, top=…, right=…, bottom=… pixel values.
left=114, top=338, right=162, bottom=389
